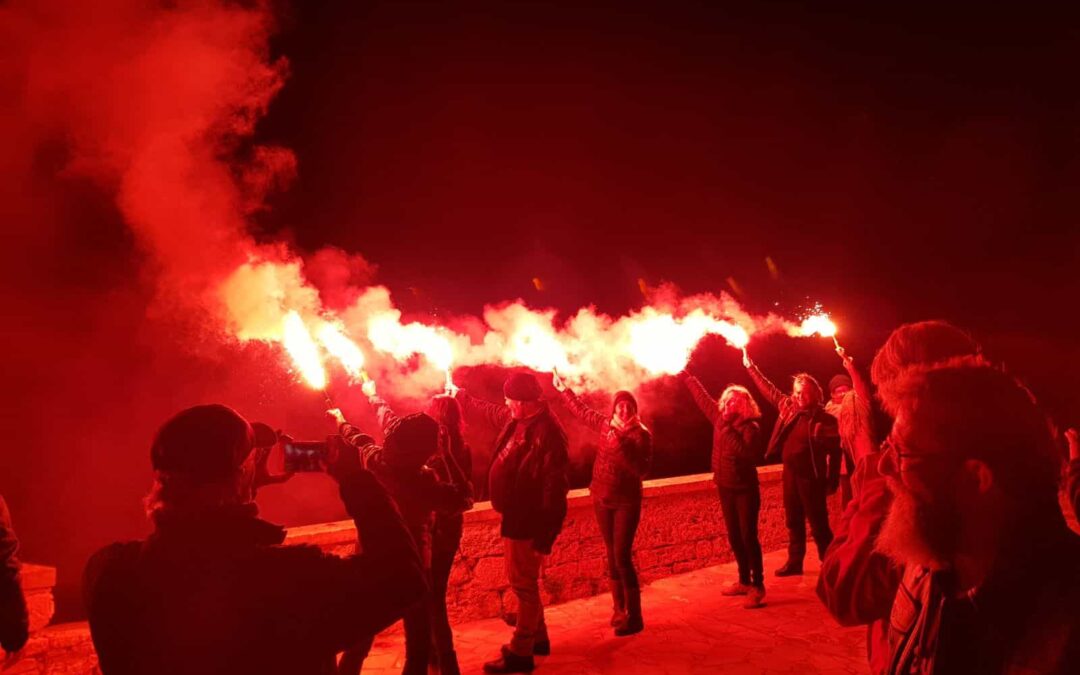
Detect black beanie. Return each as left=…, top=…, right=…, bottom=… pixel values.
left=384, top=413, right=441, bottom=468
left=829, top=374, right=853, bottom=394
left=503, top=372, right=543, bottom=402
left=151, top=404, right=254, bottom=482
left=612, top=390, right=638, bottom=413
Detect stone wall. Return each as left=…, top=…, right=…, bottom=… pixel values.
left=3, top=466, right=843, bottom=674
left=287, top=465, right=842, bottom=624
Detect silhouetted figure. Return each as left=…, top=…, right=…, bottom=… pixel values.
left=744, top=351, right=840, bottom=576
left=817, top=320, right=984, bottom=675
left=333, top=384, right=472, bottom=675
left=552, top=373, right=652, bottom=634
left=1066, top=428, right=1080, bottom=524
left=84, top=404, right=425, bottom=675
left=0, top=494, right=29, bottom=657
left=682, top=376, right=766, bottom=608
left=454, top=372, right=569, bottom=674
left=873, top=363, right=1080, bottom=673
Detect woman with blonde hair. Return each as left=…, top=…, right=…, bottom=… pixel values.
left=682, top=375, right=767, bottom=608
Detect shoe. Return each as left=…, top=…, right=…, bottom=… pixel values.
left=533, top=640, right=550, bottom=656
left=744, top=586, right=766, bottom=609
left=774, top=561, right=803, bottom=577
left=720, top=581, right=751, bottom=596
left=483, top=646, right=535, bottom=673
left=614, top=585, right=644, bottom=636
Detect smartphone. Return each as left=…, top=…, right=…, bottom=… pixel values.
left=282, top=440, right=329, bottom=473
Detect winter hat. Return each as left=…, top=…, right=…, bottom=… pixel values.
left=151, top=404, right=254, bottom=482
left=828, top=374, right=853, bottom=394
left=503, top=372, right=543, bottom=402
left=612, top=390, right=638, bottom=414
left=384, top=412, right=441, bottom=468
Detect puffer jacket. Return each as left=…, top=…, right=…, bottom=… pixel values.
left=559, top=389, right=652, bottom=503
left=682, top=374, right=764, bottom=489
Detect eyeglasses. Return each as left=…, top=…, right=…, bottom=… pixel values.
left=878, top=434, right=955, bottom=475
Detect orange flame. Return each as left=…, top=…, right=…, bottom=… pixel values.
left=505, top=323, right=569, bottom=373
left=317, top=323, right=366, bottom=382
left=799, top=313, right=838, bottom=338
left=282, top=311, right=327, bottom=389
left=627, top=309, right=750, bottom=375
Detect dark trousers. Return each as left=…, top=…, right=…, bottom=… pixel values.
left=717, top=486, right=763, bottom=588
left=593, top=498, right=642, bottom=589
left=782, top=466, right=833, bottom=564
left=340, top=596, right=431, bottom=675
left=430, top=518, right=462, bottom=660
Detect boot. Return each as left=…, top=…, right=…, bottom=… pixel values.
left=774, top=559, right=803, bottom=577
left=438, top=650, right=461, bottom=675
left=483, top=646, right=535, bottom=674
left=609, top=579, right=627, bottom=627
left=614, top=585, right=643, bottom=636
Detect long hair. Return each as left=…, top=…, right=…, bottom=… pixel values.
left=720, top=385, right=761, bottom=420
left=427, top=395, right=465, bottom=447
left=871, top=320, right=984, bottom=414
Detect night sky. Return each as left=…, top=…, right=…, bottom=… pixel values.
left=2, top=0, right=1078, bottom=618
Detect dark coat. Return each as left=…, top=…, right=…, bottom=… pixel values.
left=559, top=389, right=652, bottom=504
left=0, top=495, right=28, bottom=654
left=83, top=470, right=425, bottom=675
left=747, top=364, right=842, bottom=486
left=458, top=391, right=569, bottom=554
left=682, top=374, right=764, bottom=489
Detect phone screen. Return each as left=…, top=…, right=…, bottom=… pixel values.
left=282, top=440, right=327, bottom=473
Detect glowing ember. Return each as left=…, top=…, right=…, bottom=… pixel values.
left=282, top=311, right=327, bottom=389
left=799, top=313, right=838, bottom=338
left=317, top=323, right=366, bottom=382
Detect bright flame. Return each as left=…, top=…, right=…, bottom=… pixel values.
left=282, top=311, right=327, bottom=389
left=505, top=323, right=569, bottom=373
left=625, top=309, right=749, bottom=375
left=800, top=313, right=838, bottom=338
left=317, top=323, right=366, bottom=382
left=368, top=312, right=455, bottom=372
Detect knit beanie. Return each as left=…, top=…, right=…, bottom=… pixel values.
left=503, top=372, right=543, bottom=402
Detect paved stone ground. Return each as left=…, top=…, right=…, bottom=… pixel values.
left=359, top=548, right=869, bottom=674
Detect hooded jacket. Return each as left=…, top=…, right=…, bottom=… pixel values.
left=558, top=389, right=652, bottom=503
left=458, top=391, right=569, bottom=554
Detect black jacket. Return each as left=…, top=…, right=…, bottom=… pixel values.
left=682, top=374, right=764, bottom=489
left=83, top=470, right=425, bottom=675
left=459, top=391, right=569, bottom=554
left=0, top=495, right=28, bottom=654
left=747, top=364, right=842, bottom=486
left=559, top=389, right=651, bottom=504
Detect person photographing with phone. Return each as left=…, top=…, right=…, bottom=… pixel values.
left=330, top=378, right=472, bottom=675
left=83, top=404, right=425, bottom=675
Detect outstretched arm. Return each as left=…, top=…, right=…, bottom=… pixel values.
left=745, top=362, right=785, bottom=409
left=558, top=388, right=609, bottom=434
left=680, top=372, right=721, bottom=425
left=456, top=390, right=512, bottom=429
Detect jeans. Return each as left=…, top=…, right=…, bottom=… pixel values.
left=593, top=498, right=642, bottom=589
left=504, top=537, right=547, bottom=657
left=717, top=486, right=763, bottom=587
left=782, top=466, right=834, bottom=563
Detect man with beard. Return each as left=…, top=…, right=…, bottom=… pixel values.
left=874, top=362, right=1080, bottom=673
left=817, top=320, right=985, bottom=675
left=744, top=351, right=841, bottom=576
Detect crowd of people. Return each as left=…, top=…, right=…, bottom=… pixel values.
left=1, top=320, right=1078, bottom=674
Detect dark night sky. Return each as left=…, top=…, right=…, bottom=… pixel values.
left=3, top=0, right=1079, bottom=618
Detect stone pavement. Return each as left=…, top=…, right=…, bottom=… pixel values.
left=359, top=548, right=869, bottom=674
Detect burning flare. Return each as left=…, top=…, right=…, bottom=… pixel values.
left=799, top=313, right=838, bottom=339
left=317, top=323, right=367, bottom=382
left=282, top=311, right=327, bottom=390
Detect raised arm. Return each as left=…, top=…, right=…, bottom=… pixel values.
left=838, top=347, right=873, bottom=405
left=456, top=390, right=512, bottom=429
left=366, top=395, right=402, bottom=437
left=744, top=359, right=786, bottom=410
left=558, top=388, right=608, bottom=434
left=680, top=372, right=721, bottom=425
